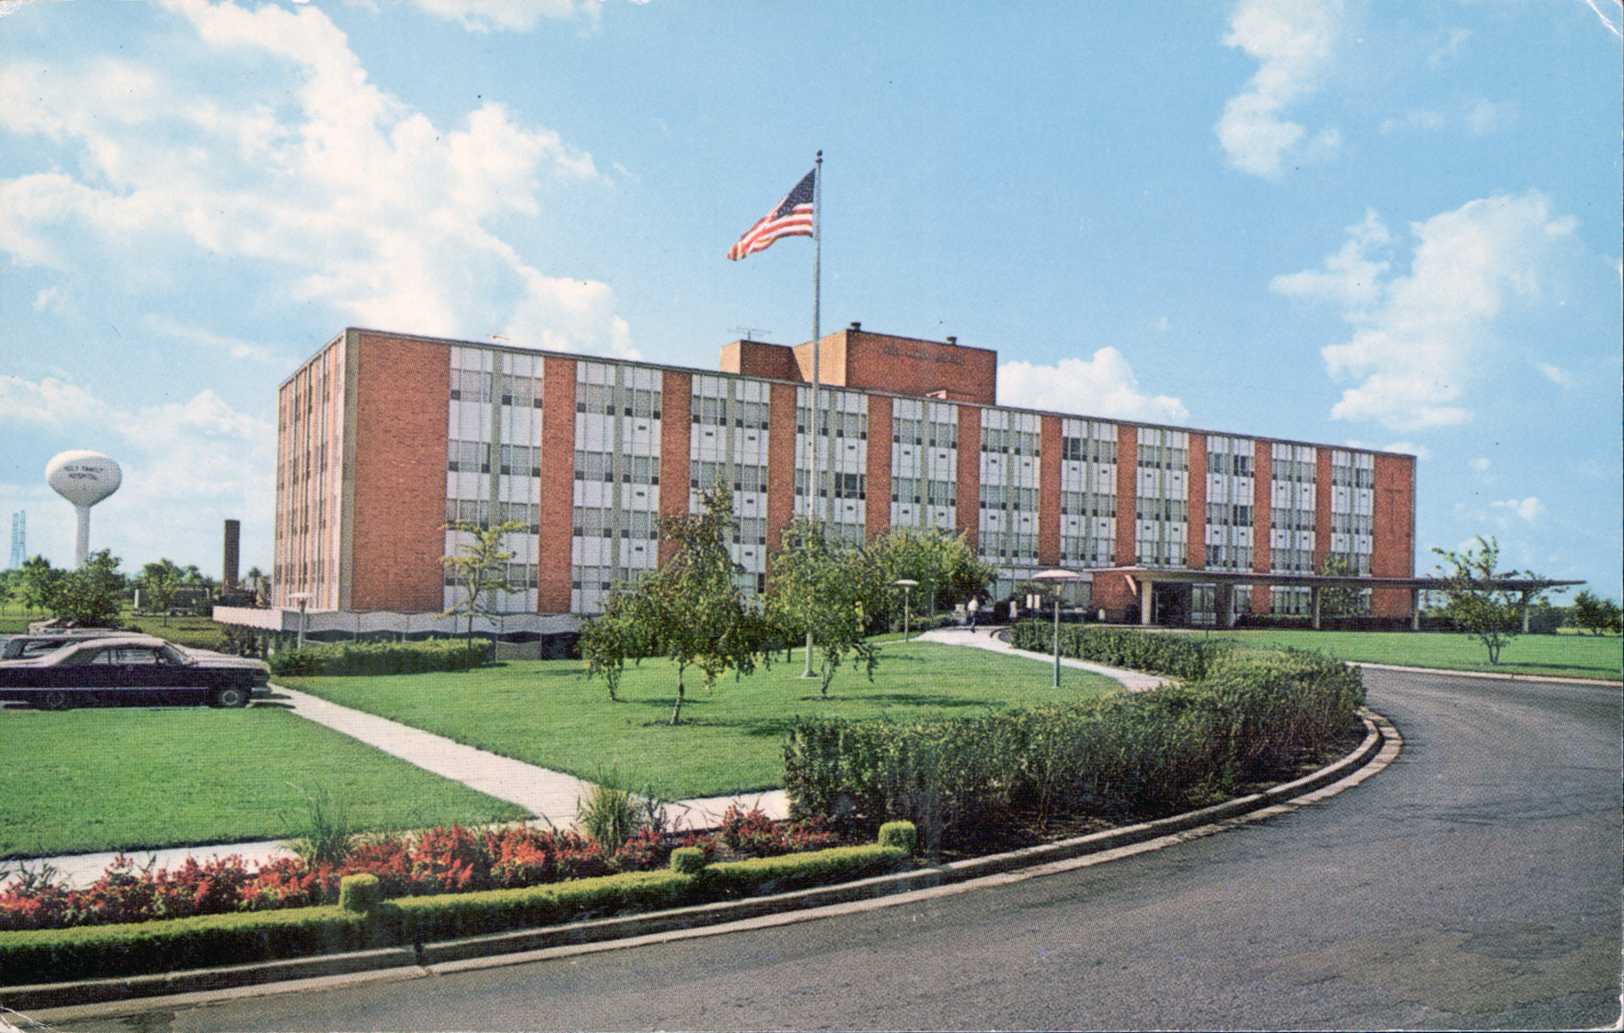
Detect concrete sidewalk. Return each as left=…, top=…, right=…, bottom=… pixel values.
left=10, top=630, right=1152, bottom=889
left=915, top=625, right=1169, bottom=692
left=11, top=685, right=787, bottom=889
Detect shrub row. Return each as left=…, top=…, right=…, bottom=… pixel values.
left=1007, top=621, right=1222, bottom=680
left=267, top=639, right=494, bottom=677
left=0, top=838, right=913, bottom=985
left=1, top=808, right=840, bottom=934
left=783, top=649, right=1364, bottom=849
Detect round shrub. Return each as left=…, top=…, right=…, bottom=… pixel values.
left=338, top=873, right=381, bottom=913
left=877, top=821, right=918, bottom=855
left=669, top=847, right=707, bottom=875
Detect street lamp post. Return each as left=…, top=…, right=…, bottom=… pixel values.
left=1030, top=569, right=1080, bottom=689
left=288, top=592, right=311, bottom=651
left=893, top=579, right=919, bottom=641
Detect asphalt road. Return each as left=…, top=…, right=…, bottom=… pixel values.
left=43, top=668, right=1622, bottom=1032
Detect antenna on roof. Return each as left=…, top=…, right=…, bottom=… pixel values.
left=731, top=326, right=771, bottom=342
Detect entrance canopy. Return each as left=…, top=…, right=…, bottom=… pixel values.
left=1087, top=567, right=1582, bottom=630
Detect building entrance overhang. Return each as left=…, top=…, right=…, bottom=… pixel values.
left=1085, top=567, right=1582, bottom=630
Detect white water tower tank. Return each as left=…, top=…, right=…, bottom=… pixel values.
left=46, top=450, right=122, bottom=567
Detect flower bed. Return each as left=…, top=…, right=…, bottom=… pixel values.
left=0, top=806, right=836, bottom=933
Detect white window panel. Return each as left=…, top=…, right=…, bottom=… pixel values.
left=693, top=427, right=720, bottom=461
left=620, top=483, right=658, bottom=511
left=625, top=541, right=654, bottom=568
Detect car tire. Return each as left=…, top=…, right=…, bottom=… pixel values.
left=39, top=689, right=74, bottom=711
left=211, top=685, right=251, bottom=709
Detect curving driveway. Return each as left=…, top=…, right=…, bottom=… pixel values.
left=41, top=668, right=1621, bottom=1032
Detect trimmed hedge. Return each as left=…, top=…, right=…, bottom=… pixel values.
left=697, top=844, right=911, bottom=900
left=0, top=906, right=372, bottom=985
left=268, top=639, right=494, bottom=677
left=783, top=648, right=1364, bottom=845
left=1007, top=622, right=1220, bottom=680
left=0, top=843, right=910, bottom=986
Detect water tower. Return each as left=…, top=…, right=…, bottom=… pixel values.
left=46, top=451, right=122, bottom=567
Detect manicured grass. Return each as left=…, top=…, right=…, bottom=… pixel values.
left=1203, top=628, right=1621, bottom=681
left=280, top=641, right=1120, bottom=801
left=0, top=609, right=237, bottom=649
left=0, top=706, right=527, bottom=859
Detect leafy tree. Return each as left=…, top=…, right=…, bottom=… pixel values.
left=768, top=518, right=885, bottom=696
left=1570, top=590, right=1622, bottom=636
left=582, top=486, right=772, bottom=725
left=870, top=527, right=994, bottom=622
left=1316, top=554, right=1370, bottom=617
left=441, top=519, right=525, bottom=660
left=244, top=565, right=269, bottom=603
left=17, top=555, right=62, bottom=615
left=140, top=559, right=185, bottom=624
left=1430, top=536, right=1558, bottom=664
left=579, top=588, right=654, bottom=702
left=51, top=549, right=127, bottom=627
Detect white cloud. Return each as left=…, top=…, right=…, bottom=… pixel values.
left=1427, top=27, right=1472, bottom=68
left=1464, top=97, right=1518, bottom=135
left=2, top=375, right=274, bottom=572
left=502, top=271, right=640, bottom=359
left=1214, top=0, right=1344, bottom=178
left=1378, top=109, right=1448, bottom=135
left=1381, top=441, right=1429, bottom=460
left=1469, top=456, right=1493, bottom=482
left=1272, top=191, right=1577, bottom=431
left=145, top=316, right=282, bottom=365
left=1491, top=496, right=1545, bottom=524
left=1378, top=97, right=1516, bottom=137
left=408, top=0, right=601, bottom=33
left=999, top=348, right=1188, bottom=423
left=1271, top=208, right=1390, bottom=307
left=0, top=376, right=117, bottom=428
left=0, top=1, right=632, bottom=357
left=1535, top=362, right=1574, bottom=388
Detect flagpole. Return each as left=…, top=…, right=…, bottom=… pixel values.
left=803, top=151, right=823, bottom=679
left=811, top=150, right=823, bottom=524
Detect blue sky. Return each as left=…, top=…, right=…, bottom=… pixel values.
left=3, top=0, right=1619, bottom=599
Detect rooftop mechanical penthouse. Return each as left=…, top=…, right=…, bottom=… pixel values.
left=269, top=326, right=1416, bottom=633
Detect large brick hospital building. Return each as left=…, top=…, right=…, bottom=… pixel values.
left=271, top=326, right=1416, bottom=630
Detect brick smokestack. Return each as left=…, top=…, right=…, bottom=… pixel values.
left=223, top=519, right=240, bottom=592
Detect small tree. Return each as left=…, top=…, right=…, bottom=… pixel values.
left=1316, top=554, right=1370, bottom=617
left=1571, top=590, right=1622, bottom=636
left=442, top=519, right=525, bottom=662
left=141, top=559, right=185, bottom=625
left=17, top=556, right=62, bottom=616
left=870, top=527, right=994, bottom=623
left=1430, top=536, right=1555, bottom=665
left=579, top=588, right=654, bottom=702
left=768, top=518, right=885, bottom=696
left=52, top=549, right=127, bottom=627
left=583, top=486, right=772, bottom=725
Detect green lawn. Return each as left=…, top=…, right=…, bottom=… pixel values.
left=280, top=640, right=1120, bottom=801
left=0, top=706, right=527, bottom=859
left=1201, top=628, right=1621, bottom=681
left=0, top=609, right=242, bottom=649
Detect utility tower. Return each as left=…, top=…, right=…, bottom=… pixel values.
left=8, top=511, right=23, bottom=569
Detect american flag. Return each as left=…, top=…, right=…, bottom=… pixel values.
left=726, top=168, right=816, bottom=260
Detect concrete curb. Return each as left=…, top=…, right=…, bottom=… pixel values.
left=3, top=708, right=1399, bottom=1019
left=1350, top=661, right=1620, bottom=687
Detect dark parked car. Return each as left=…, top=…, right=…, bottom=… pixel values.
left=0, top=635, right=270, bottom=710
left=1, top=628, right=124, bottom=660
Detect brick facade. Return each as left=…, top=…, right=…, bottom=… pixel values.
left=275, top=327, right=1418, bottom=626
left=347, top=332, right=449, bottom=613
